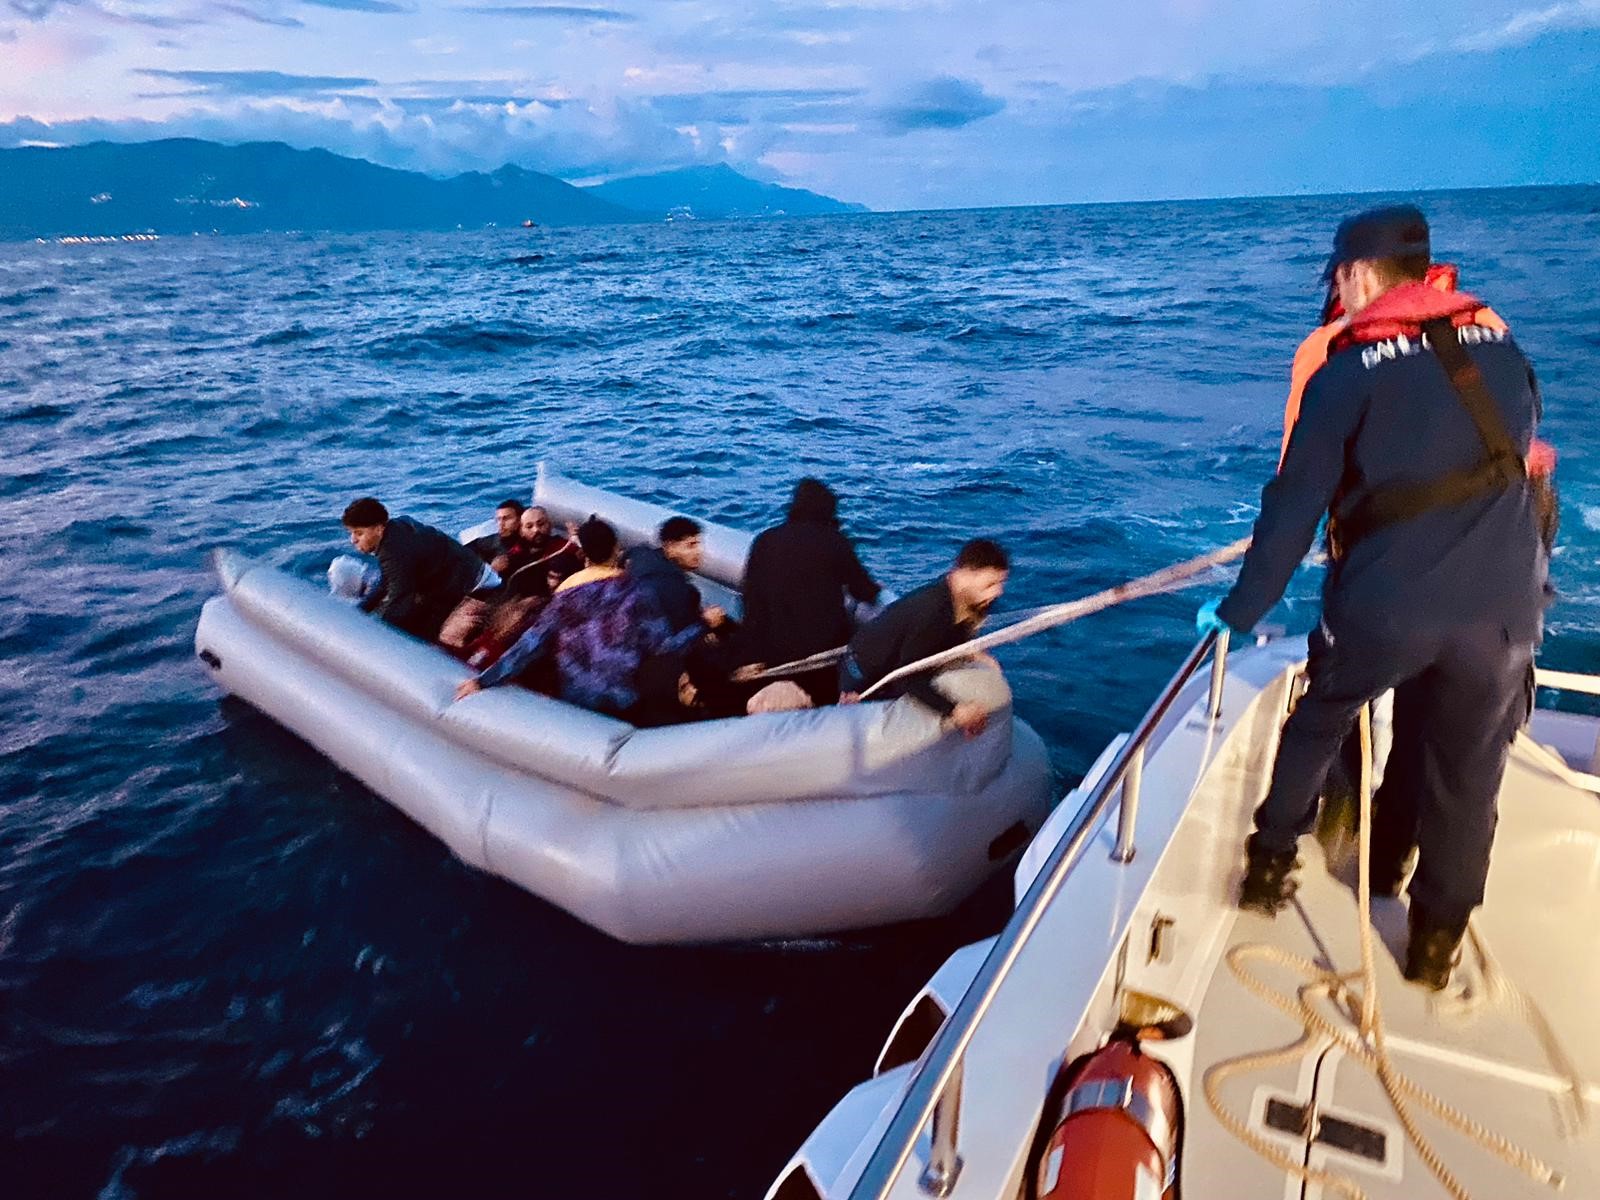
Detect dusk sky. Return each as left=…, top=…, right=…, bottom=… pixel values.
left=3, top=1, right=1598, bottom=209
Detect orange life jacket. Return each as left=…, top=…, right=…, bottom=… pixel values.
left=1278, top=267, right=1556, bottom=552
left=1278, top=264, right=1508, bottom=468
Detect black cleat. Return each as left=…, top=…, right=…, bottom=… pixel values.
left=1403, top=905, right=1467, bottom=991
left=1238, top=835, right=1300, bottom=916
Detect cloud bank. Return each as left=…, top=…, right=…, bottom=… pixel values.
left=2, top=1, right=1597, bottom=208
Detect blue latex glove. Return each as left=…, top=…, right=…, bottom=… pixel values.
left=1195, top=597, right=1231, bottom=636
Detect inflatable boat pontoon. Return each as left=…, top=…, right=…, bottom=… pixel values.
left=194, top=469, right=1055, bottom=944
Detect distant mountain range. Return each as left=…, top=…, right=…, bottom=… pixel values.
left=583, top=163, right=865, bottom=220
left=0, top=139, right=865, bottom=241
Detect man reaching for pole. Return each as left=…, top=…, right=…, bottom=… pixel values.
left=842, top=539, right=1010, bottom=738
left=1198, top=205, right=1551, bottom=990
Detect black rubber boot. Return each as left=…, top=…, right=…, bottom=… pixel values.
left=1238, top=834, right=1300, bottom=916
left=1403, top=905, right=1468, bottom=991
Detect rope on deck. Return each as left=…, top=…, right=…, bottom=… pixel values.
left=1201, top=707, right=1580, bottom=1200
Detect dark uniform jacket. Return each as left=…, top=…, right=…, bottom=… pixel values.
left=848, top=579, right=971, bottom=717
left=361, top=516, right=485, bottom=629
left=741, top=518, right=880, bottom=667
left=1218, top=284, right=1548, bottom=642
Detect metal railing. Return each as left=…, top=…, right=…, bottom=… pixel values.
left=848, top=627, right=1232, bottom=1200
left=1534, top=667, right=1600, bottom=698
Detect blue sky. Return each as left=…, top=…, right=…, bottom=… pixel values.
left=2, top=0, right=1598, bottom=209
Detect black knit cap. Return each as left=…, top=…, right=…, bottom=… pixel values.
left=1322, top=204, right=1430, bottom=281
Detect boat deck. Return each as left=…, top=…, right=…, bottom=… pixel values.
left=761, top=643, right=1600, bottom=1200
left=1185, top=722, right=1600, bottom=1199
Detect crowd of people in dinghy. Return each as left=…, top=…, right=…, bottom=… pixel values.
left=337, top=479, right=1010, bottom=733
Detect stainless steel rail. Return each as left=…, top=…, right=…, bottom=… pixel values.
left=847, top=628, right=1230, bottom=1200
left=1110, top=630, right=1225, bottom=863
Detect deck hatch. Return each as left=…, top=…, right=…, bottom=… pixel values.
left=1263, top=1097, right=1388, bottom=1164
left=1263, top=1097, right=1311, bottom=1137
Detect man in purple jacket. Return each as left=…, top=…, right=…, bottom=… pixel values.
left=452, top=519, right=705, bottom=722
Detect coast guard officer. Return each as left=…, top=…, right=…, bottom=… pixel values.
left=1198, top=205, right=1550, bottom=989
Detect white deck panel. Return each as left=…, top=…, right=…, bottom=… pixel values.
left=1183, top=737, right=1600, bottom=1199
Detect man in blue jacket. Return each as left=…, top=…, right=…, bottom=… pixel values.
left=627, top=516, right=726, bottom=634
left=1199, top=206, right=1549, bottom=989
left=627, top=515, right=734, bottom=720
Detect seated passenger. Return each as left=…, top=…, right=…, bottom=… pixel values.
left=554, top=516, right=625, bottom=593
left=503, top=505, right=584, bottom=598
left=628, top=516, right=734, bottom=722
left=440, top=497, right=533, bottom=652
left=466, top=498, right=529, bottom=575
left=628, top=516, right=729, bottom=634
left=739, top=478, right=881, bottom=705
left=453, top=519, right=705, bottom=722
left=841, top=539, right=1009, bottom=738
left=342, top=497, right=495, bottom=642
left=451, top=509, right=588, bottom=664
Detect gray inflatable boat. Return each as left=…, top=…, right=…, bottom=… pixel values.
left=193, top=468, right=1055, bottom=944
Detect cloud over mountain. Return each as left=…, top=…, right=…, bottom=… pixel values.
left=135, top=68, right=378, bottom=95
left=2, top=1, right=1597, bottom=209
left=453, top=4, right=635, bottom=20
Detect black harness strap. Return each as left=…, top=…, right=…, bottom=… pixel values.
left=1425, top=317, right=1523, bottom=463
left=1334, top=318, right=1525, bottom=550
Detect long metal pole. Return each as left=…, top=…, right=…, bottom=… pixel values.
left=847, top=630, right=1220, bottom=1200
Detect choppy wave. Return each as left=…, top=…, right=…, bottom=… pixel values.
left=252, top=323, right=318, bottom=348
left=0, top=283, right=58, bottom=307
left=364, top=319, right=592, bottom=360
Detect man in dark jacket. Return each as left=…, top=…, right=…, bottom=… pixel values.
left=503, top=505, right=584, bottom=599
left=1198, top=205, right=1549, bottom=989
left=843, top=539, right=1009, bottom=738
left=466, top=498, right=528, bottom=573
left=740, top=478, right=882, bottom=705
left=343, top=497, right=491, bottom=641
left=629, top=516, right=725, bottom=633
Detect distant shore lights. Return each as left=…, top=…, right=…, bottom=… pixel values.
left=43, top=234, right=162, bottom=244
